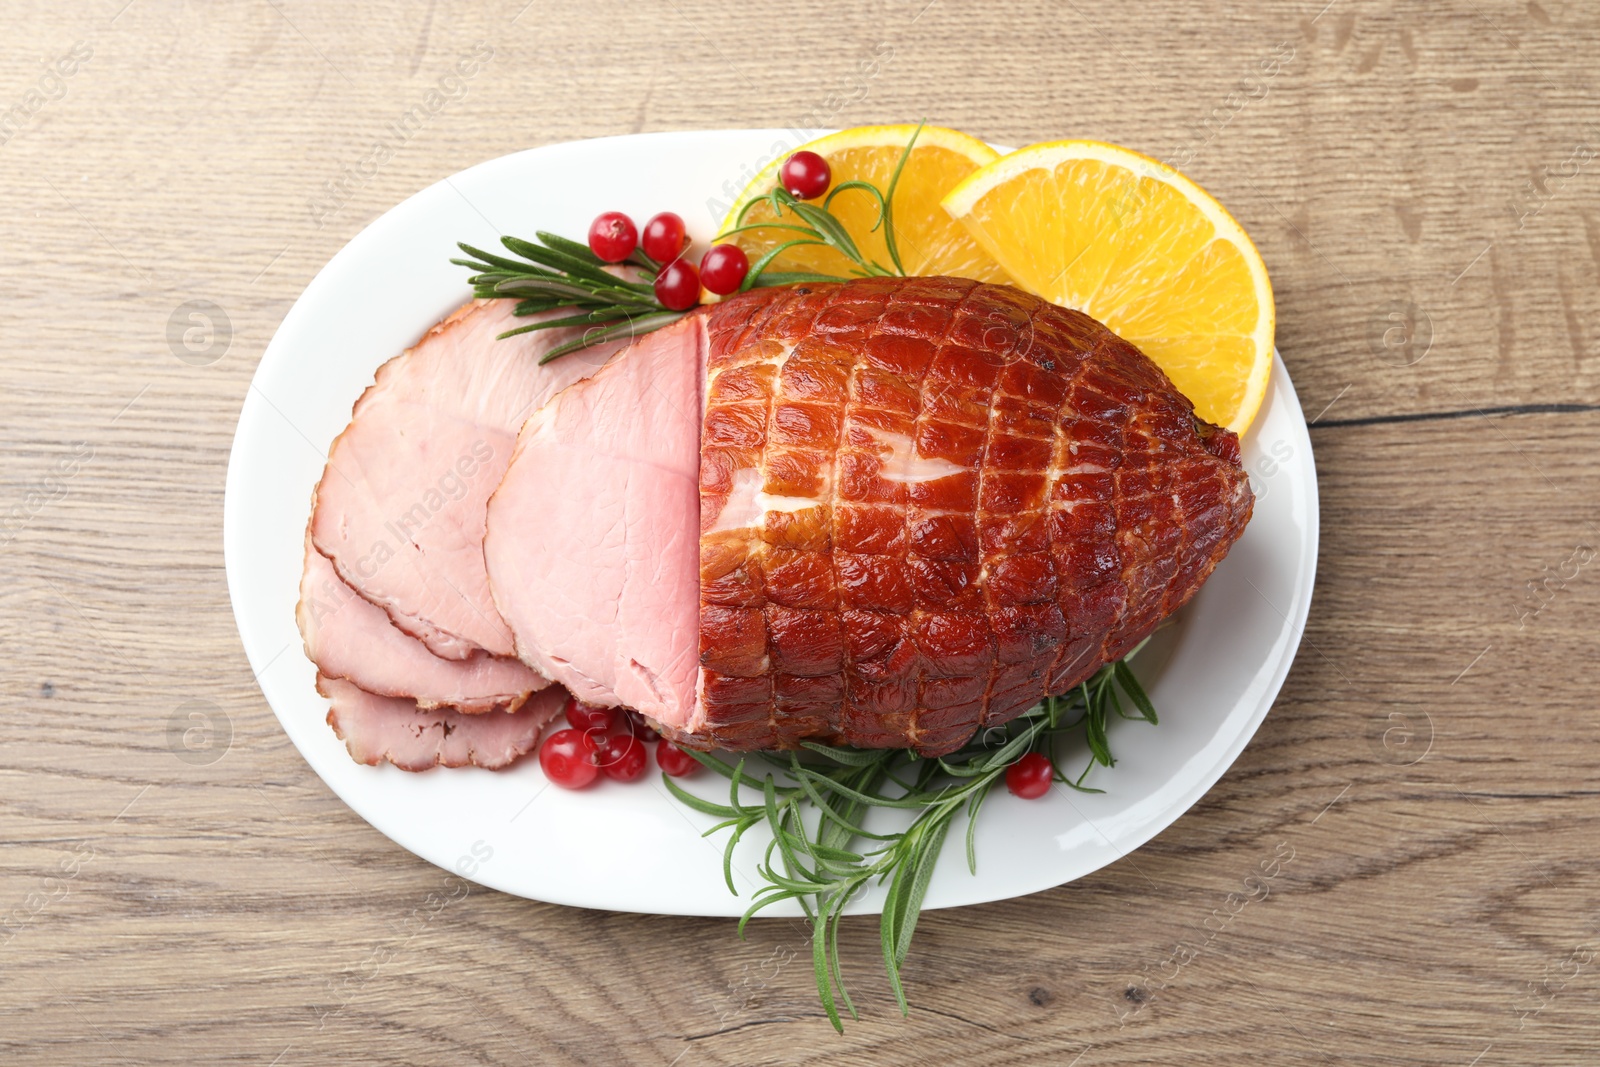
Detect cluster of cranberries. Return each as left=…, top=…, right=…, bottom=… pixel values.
left=584, top=151, right=835, bottom=313
left=538, top=695, right=700, bottom=789
left=587, top=209, right=737, bottom=311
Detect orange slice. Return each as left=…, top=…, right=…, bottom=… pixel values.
left=941, top=141, right=1275, bottom=434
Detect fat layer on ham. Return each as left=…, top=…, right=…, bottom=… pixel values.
left=320, top=674, right=565, bottom=771
left=308, top=299, right=630, bottom=661
left=297, top=534, right=546, bottom=714
left=484, top=313, right=707, bottom=728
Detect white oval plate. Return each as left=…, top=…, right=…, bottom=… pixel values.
left=225, top=130, right=1317, bottom=916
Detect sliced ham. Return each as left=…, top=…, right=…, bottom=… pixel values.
left=297, top=534, right=546, bottom=713
left=309, top=299, right=630, bottom=660
left=319, top=674, right=566, bottom=771
left=483, top=314, right=707, bottom=728
left=314, top=276, right=1254, bottom=768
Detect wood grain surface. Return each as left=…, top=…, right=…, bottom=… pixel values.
left=3, top=0, right=1598, bottom=1063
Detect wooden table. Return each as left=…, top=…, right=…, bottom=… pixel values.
left=3, top=1, right=1596, bottom=1063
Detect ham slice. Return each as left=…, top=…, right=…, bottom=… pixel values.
left=483, top=314, right=707, bottom=727
left=319, top=674, right=566, bottom=770
left=297, top=534, right=546, bottom=714
left=309, top=299, right=630, bottom=660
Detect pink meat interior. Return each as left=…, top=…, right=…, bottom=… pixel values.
left=484, top=313, right=709, bottom=729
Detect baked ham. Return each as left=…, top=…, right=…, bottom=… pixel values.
left=481, top=277, right=1252, bottom=758
left=307, top=299, right=631, bottom=660
left=693, top=278, right=1251, bottom=754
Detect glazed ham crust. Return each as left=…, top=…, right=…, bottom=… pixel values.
left=695, top=277, right=1253, bottom=756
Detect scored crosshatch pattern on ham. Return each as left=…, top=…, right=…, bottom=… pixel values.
left=693, top=277, right=1253, bottom=755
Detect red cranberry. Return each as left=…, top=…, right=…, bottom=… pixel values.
left=780, top=151, right=831, bottom=200
left=625, top=709, right=660, bottom=743
left=539, top=728, right=599, bottom=789
left=597, top=734, right=647, bottom=782
left=656, top=741, right=700, bottom=778
left=653, top=259, right=700, bottom=311
left=699, top=244, right=750, bottom=295
left=641, top=211, right=687, bottom=263
left=587, top=211, right=637, bottom=263
left=1005, top=752, right=1054, bottom=799
left=564, top=696, right=617, bottom=734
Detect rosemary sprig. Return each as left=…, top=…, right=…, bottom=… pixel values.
left=662, top=651, right=1158, bottom=1031
left=451, top=233, right=687, bottom=364
left=454, top=123, right=933, bottom=362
